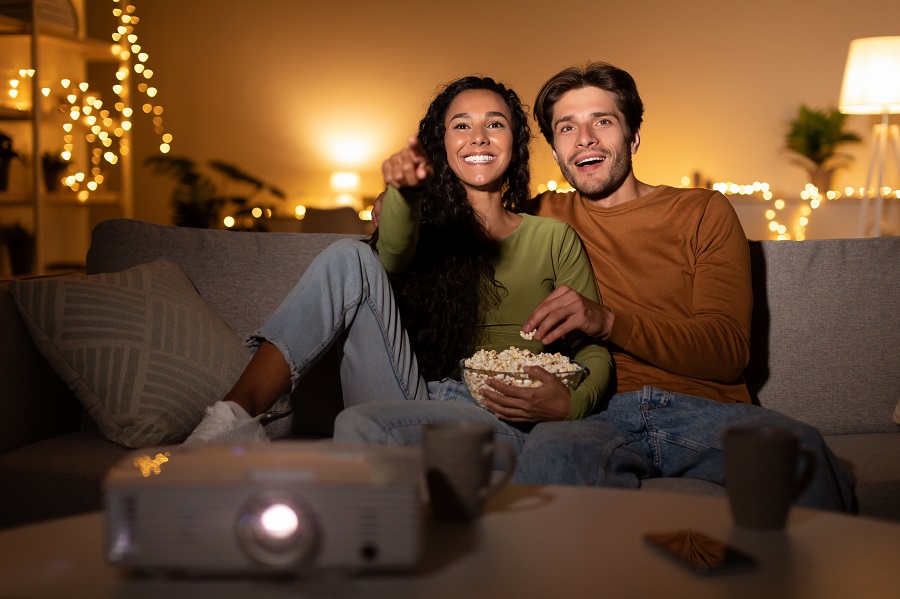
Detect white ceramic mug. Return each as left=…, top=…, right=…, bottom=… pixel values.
left=422, top=421, right=516, bottom=521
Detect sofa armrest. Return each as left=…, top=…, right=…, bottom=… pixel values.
left=0, top=278, right=83, bottom=455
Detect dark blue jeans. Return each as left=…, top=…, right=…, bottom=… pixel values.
left=513, top=387, right=857, bottom=513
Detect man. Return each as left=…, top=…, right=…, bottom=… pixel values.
left=503, top=62, right=855, bottom=512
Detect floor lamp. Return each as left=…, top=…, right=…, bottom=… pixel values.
left=838, top=36, right=900, bottom=238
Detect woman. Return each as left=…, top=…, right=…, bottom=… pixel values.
left=186, top=76, right=611, bottom=450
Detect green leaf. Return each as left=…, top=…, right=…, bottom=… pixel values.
left=785, top=105, right=862, bottom=169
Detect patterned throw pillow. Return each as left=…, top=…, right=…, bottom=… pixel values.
left=9, top=259, right=250, bottom=448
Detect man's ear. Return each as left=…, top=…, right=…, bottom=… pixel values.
left=630, top=130, right=641, bottom=155
left=551, top=148, right=559, bottom=164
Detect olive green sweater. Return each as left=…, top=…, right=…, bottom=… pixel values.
left=377, top=186, right=612, bottom=419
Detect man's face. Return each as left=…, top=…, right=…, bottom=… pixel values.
left=549, top=86, right=639, bottom=200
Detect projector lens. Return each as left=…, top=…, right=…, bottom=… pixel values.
left=260, top=503, right=299, bottom=540
left=237, top=494, right=318, bottom=567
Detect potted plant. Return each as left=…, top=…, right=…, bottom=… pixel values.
left=145, top=155, right=286, bottom=230
left=0, top=222, right=35, bottom=275
left=41, top=151, right=71, bottom=192
left=785, top=105, right=862, bottom=192
left=144, top=156, right=220, bottom=228
left=0, top=131, right=20, bottom=192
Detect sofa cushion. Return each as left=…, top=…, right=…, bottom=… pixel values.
left=825, top=432, right=900, bottom=522
left=8, top=259, right=250, bottom=448
left=0, top=430, right=130, bottom=529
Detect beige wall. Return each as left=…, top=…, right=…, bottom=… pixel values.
left=88, top=0, right=900, bottom=239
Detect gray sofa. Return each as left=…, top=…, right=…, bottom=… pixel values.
left=1, top=218, right=898, bottom=530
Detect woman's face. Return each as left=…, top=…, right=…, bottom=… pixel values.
left=443, top=89, right=514, bottom=194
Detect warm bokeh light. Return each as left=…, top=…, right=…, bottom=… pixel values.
left=330, top=171, right=360, bottom=191
left=326, top=137, right=371, bottom=165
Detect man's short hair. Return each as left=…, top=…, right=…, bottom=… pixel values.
left=534, top=62, right=644, bottom=146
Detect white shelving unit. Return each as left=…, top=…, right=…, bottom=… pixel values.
left=0, top=0, right=132, bottom=275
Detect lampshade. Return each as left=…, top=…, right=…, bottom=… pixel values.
left=839, top=36, right=900, bottom=115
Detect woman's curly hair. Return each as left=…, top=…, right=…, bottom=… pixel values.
left=371, top=76, right=532, bottom=380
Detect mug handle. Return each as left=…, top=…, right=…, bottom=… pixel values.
left=793, top=447, right=816, bottom=498
left=480, top=442, right=517, bottom=499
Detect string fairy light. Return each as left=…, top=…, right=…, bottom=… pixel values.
left=56, top=0, right=172, bottom=201
left=0, top=1, right=174, bottom=202
left=709, top=180, right=900, bottom=240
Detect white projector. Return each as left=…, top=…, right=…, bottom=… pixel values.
left=104, top=441, right=424, bottom=576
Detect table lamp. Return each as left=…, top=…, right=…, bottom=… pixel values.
left=838, top=36, right=900, bottom=237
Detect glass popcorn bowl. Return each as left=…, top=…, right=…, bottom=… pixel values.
left=459, top=356, right=586, bottom=412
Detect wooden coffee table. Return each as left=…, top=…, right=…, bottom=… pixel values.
left=2, top=484, right=899, bottom=598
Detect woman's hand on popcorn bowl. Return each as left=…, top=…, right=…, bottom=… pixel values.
left=479, top=365, right=573, bottom=422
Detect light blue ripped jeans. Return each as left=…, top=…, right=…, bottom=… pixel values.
left=513, top=387, right=857, bottom=513
left=251, top=238, right=530, bottom=457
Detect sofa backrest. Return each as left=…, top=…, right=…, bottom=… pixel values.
left=87, top=219, right=362, bottom=339
left=86, top=220, right=899, bottom=438
left=745, top=237, right=900, bottom=436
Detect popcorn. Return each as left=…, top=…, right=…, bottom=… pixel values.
left=519, top=329, right=535, bottom=340
left=463, top=347, right=578, bottom=374
left=460, top=347, right=584, bottom=413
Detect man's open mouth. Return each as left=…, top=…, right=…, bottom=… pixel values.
left=575, top=156, right=605, bottom=167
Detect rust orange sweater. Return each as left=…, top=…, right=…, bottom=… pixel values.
left=537, top=185, right=752, bottom=404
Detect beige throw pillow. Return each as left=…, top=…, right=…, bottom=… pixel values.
left=9, top=259, right=250, bottom=448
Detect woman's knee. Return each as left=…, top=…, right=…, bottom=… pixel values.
left=333, top=404, right=386, bottom=444
left=322, top=238, right=374, bottom=263
left=333, top=401, right=426, bottom=445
